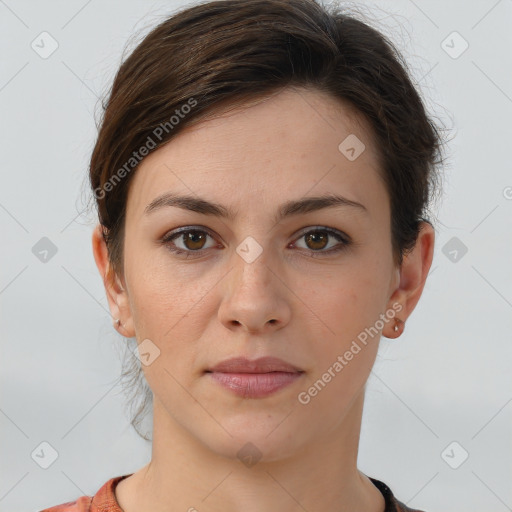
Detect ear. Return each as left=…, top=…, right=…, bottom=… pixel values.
left=384, top=221, right=435, bottom=338
left=91, top=223, right=135, bottom=338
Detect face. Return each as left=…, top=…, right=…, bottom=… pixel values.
left=100, top=87, right=409, bottom=461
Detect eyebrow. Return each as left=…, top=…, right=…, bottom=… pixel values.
left=144, top=192, right=368, bottom=224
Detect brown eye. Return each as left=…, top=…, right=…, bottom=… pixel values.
left=163, top=228, right=217, bottom=256
left=182, top=231, right=208, bottom=250
left=304, top=231, right=329, bottom=250
left=293, top=227, right=350, bottom=256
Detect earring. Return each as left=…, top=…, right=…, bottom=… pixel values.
left=114, top=318, right=121, bottom=327
left=393, top=318, right=404, bottom=337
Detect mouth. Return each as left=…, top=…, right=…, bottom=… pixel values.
left=204, top=356, right=305, bottom=398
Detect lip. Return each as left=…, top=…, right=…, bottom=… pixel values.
left=205, top=357, right=304, bottom=398
left=206, top=356, right=303, bottom=374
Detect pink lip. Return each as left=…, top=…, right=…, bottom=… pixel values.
left=206, top=356, right=303, bottom=374
left=205, top=356, right=304, bottom=398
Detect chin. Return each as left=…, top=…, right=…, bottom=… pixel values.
left=196, top=412, right=312, bottom=464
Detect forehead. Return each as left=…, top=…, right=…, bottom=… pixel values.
left=125, top=87, right=387, bottom=222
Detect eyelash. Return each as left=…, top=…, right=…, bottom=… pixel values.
left=160, top=226, right=352, bottom=259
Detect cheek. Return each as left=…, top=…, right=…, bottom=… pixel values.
left=126, top=246, right=191, bottom=322
left=129, top=277, right=205, bottom=342
left=299, top=265, right=388, bottom=391
left=297, top=287, right=382, bottom=425
left=125, top=253, right=221, bottom=358
left=302, top=269, right=383, bottom=337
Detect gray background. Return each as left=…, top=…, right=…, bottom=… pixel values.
left=1, top=1, right=511, bottom=511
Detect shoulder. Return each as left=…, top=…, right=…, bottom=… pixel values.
left=39, top=495, right=92, bottom=512
left=369, top=476, right=428, bottom=512
left=39, top=474, right=133, bottom=512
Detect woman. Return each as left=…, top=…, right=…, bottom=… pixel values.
left=41, top=0, right=445, bottom=510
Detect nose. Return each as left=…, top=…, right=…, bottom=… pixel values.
left=218, top=251, right=291, bottom=334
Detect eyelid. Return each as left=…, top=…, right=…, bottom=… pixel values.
left=162, top=225, right=217, bottom=241
left=293, top=225, right=350, bottom=242
left=161, top=226, right=219, bottom=247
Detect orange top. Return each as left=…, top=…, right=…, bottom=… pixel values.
left=39, top=473, right=427, bottom=512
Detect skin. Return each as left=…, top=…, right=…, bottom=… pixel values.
left=92, top=86, right=434, bottom=512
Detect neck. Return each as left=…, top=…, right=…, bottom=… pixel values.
left=116, top=388, right=385, bottom=512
